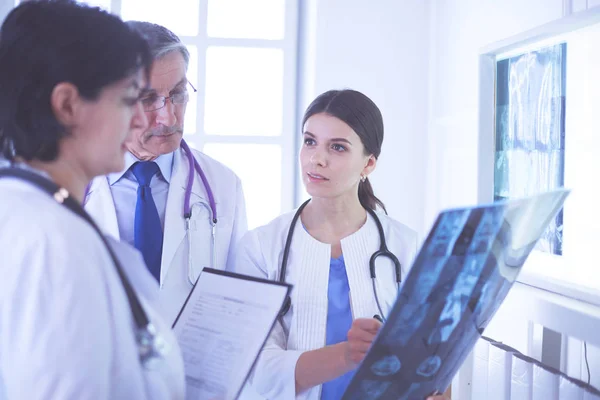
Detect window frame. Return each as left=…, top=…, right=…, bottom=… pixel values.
left=13, top=0, right=300, bottom=228
left=110, top=0, right=299, bottom=228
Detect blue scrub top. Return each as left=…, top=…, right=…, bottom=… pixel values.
left=320, top=255, right=356, bottom=399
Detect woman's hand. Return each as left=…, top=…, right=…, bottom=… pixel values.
left=344, top=317, right=382, bottom=368
left=295, top=317, right=382, bottom=394
left=345, top=319, right=451, bottom=400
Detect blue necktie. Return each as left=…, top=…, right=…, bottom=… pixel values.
left=132, top=161, right=163, bottom=282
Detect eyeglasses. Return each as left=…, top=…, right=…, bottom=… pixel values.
left=140, top=81, right=197, bottom=112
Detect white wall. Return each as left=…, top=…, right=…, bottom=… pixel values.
left=298, top=0, right=430, bottom=237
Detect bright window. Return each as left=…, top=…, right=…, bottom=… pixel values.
left=204, top=47, right=284, bottom=137
left=40, top=0, right=299, bottom=229
left=16, top=0, right=111, bottom=9
left=207, top=0, right=285, bottom=40
left=121, top=0, right=200, bottom=36
left=203, top=143, right=282, bottom=229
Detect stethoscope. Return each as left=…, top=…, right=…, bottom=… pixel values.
left=180, top=139, right=218, bottom=285
left=0, top=166, right=169, bottom=369
left=278, top=199, right=402, bottom=322
left=83, top=139, right=218, bottom=286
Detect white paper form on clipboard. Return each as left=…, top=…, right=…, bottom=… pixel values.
left=172, top=268, right=291, bottom=400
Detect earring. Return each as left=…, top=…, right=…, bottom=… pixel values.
left=360, top=174, right=367, bottom=183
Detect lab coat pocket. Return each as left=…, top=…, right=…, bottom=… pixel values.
left=187, top=201, right=215, bottom=285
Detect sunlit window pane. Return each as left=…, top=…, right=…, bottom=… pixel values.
left=121, top=0, right=200, bottom=36
left=204, top=47, right=284, bottom=136
left=16, top=0, right=111, bottom=9
left=202, top=143, right=282, bottom=229
left=80, top=0, right=111, bottom=10
left=207, top=0, right=285, bottom=40
left=184, top=45, right=198, bottom=135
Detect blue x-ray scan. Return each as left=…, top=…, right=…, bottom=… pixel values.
left=371, top=355, right=402, bottom=376
left=341, top=189, right=570, bottom=400
left=495, top=43, right=566, bottom=256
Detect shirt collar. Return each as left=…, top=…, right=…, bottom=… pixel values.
left=154, top=151, right=174, bottom=183
left=108, top=151, right=174, bottom=185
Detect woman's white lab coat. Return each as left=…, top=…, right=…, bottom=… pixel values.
left=234, top=209, right=419, bottom=400
left=0, top=174, right=185, bottom=399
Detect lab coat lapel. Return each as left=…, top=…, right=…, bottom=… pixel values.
left=160, top=147, right=209, bottom=283
left=343, top=214, right=399, bottom=319
left=342, top=214, right=380, bottom=319
left=292, top=228, right=329, bottom=352
left=160, top=148, right=188, bottom=283
left=84, top=176, right=120, bottom=240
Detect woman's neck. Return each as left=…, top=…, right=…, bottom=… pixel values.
left=28, top=157, right=89, bottom=204
left=301, top=194, right=367, bottom=244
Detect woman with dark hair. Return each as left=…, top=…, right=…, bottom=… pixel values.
left=234, top=89, right=448, bottom=399
left=0, top=1, right=184, bottom=398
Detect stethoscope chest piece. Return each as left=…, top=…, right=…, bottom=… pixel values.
left=137, top=323, right=170, bottom=370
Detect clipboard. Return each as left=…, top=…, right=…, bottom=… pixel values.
left=172, top=267, right=291, bottom=400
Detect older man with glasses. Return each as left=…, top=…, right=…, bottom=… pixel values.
left=84, top=20, right=249, bottom=334
left=84, top=21, right=264, bottom=399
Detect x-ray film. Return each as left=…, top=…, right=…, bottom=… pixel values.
left=342, top=189, right=571, bottom=400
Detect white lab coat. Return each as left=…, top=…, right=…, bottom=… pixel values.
left=234, top=209, right=419, bottom=400
left=0, top=175, right=185, bottom=400
left=83, top=147, right=264, bottom=400
left=84, top=146, right=248, bottom=325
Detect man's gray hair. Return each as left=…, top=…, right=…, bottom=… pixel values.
left=126, top=21, right=190, bottom=69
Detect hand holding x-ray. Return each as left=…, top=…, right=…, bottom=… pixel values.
left=345, top=318, right=383, bottom=367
